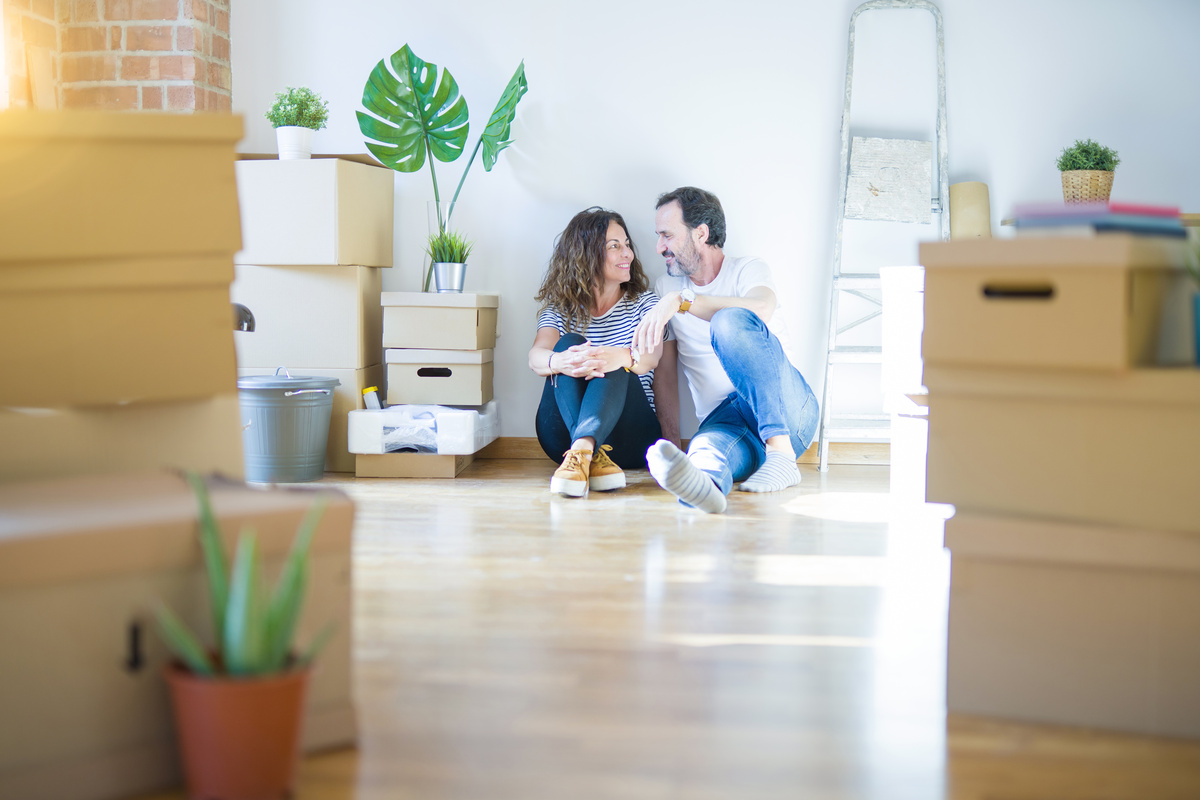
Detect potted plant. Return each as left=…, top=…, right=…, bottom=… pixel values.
left=426, top=229, right=474, bottom=293
left=154, top=473, right=333, bottom=800
left=357, top=44, right=528, bottom=291
left=1056, top=138, right=1120, bottom=204
left=266, top=86, right=330, bottom=161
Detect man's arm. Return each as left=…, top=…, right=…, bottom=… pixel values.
left=683, top=285, right=776, bottom=323
left=633, top=287, right=777, bottom=355
left=653, top=340, right=681, bottom=449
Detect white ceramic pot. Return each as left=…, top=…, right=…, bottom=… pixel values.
left=275, top=126, right=314, bottom=160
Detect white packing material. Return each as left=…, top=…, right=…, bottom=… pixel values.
left=348, top=400, right=499, bottom=455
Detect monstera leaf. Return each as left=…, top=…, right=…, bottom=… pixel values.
left=480, top=61, right=528, bottom=171
left=357, top=45, right=469, bottom=173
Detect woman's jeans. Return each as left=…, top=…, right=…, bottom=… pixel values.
left=687, top=307, right=820, bottom=495
left=535, top=333, right=662, bottom=469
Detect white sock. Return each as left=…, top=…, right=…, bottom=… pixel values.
left=646, top=440, right=727, bottom=514
left=738, top=451, right=801, bottom=493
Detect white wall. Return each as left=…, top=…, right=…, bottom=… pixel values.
left=231, top=0, right=1200, bottom=438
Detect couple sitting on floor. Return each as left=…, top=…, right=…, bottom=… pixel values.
left=527, top=186, right=820, bottom=514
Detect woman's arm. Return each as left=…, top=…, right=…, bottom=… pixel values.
left=529, top=327, right=563, bottom=377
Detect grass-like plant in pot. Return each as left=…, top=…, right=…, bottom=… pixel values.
left=266, top=86, right=330, bottom=160
left=357, top=44, right=528, bottom=290
left=1056, top=138, right=1120, bottom=203
left=426, top=230, right=475, bottom=292
left=155, top=472, right=332, bottom=800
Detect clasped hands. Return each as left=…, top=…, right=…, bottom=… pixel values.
left=552, top=343, right=621, bottom=379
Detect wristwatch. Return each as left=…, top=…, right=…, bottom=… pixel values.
left=628, top=345, right=641, bottom=367
left=678, top=286, right=696, bottom=315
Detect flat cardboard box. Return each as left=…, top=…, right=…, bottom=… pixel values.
left=232, top=264, right=383, bottom=369
left=945, top=511, right=1200, bottom=738
left=235, top=158, right=394, bottom=267
left=355, top=452, right=474, bottom=478
left=924, top=366, right=1200, bottom=534
left=381, top=292, right=499, bottom=351
left=385, top=348, right=493, bottom=407
left=0, top=393, right=244, bottom=484
left=0, top=112, right=242, bottom=263
left=0, top=471, right=355, bottom=800
left=920, top=235, right=1194, bottom=371
left=238, top=365, right=384, bottom=473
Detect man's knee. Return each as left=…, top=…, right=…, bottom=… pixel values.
left=555, top=332, right=587, bottom=352
left=710, top=307, right=763, bottom=349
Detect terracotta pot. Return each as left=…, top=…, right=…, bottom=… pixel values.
left=165, top=663, right=310, bottom=800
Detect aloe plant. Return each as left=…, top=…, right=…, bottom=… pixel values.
left=154, top=473, right=332, bottom=677
left=357, top=44, right=528, bottom=289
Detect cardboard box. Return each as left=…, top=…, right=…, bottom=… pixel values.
left=235, top=158, right=394, bottom=267
left=0, top=393, right=244, bottom=484
left=920, top=235, right=1194, bottom=371
left=232, top=264, right=383, bottom=369
left=347, top=400, right=499, bottom=455
left=0, top=112, right=242, bottom=263
left=924, top=366, right=1200, bottom=534
left=385, top=348, right=493, bottom=406
left=0, top=471, right=355, bottom=800
left=381, top=292, right=499, bottom=351
left=355, top=452, right=474, bottom=478
left=945, top=511, right=1200, bottom=738
left=1, top=253, right=237, bottom=408
left=238, top=365, right=384, bottom=473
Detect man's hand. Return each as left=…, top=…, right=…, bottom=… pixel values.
left=552, top=343, right=607, bottom=379
left=633, top=292, right=681, bottom=355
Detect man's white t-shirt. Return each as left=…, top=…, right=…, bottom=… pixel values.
left=655, top=255, right=800, bottom=422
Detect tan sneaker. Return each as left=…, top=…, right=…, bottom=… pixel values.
left=550, top=449, right=592, bottom=497
left=588, top=444, right=626, bottom=492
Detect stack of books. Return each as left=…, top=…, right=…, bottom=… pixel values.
left=1011, top=201, right=1186, bottom=238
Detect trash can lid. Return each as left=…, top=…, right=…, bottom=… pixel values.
left=236, top=374, right=342, bottom=391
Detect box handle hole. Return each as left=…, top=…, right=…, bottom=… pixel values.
left=417, top=368, right=454, bottom=378
left=982, top=284, right=1055, bottom=300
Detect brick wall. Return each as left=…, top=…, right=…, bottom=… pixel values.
left=3, top=0, right=230, bottom=111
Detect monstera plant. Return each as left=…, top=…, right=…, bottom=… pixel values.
left=358, top=44, right=528, bottom=290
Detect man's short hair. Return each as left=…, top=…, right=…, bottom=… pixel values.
left=656, top=186, right=726, bottom=248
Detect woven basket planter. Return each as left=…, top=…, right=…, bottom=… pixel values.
left=1061, top=170, right=1114, bottom=203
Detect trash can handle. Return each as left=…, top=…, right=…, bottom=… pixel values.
left=284, top=389, right=330, bottom=397
left=274, top=366, right=293, bottom=377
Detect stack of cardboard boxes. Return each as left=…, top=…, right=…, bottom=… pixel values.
left=362, top=291, right=501, bottom=477
left=231, top=155, right=394, bottom=473
left=0, top=112, right=246, bottom=482
left=920, top=234, right=1200, bottom=738
left=0, top=114, right=357, bottom=799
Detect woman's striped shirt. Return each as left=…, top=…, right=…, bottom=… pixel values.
left=537, top=290, right=669, bottom=411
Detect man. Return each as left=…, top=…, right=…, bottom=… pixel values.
left=632, top=186, right=819, bottom=514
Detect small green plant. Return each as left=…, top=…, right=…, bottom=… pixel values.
left=154, top=473, right=333, bottom=677
left=1056, top=138, right=1120, bottom=172
left=265, top=87, right=330, bottom=131
left=426, top=230, right=473, bottom=264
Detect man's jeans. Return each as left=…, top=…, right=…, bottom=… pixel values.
left=687, top=307, right=820, bottom=495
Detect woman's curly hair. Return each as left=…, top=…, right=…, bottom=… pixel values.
left=535, top=207, right=648, bottom=334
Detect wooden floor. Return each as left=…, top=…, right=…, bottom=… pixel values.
left=143, top=460, right=1200, bottom=800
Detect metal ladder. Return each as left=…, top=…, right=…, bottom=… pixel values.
left=817, top=0, right=949, bottom=472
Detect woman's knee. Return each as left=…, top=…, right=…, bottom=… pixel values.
left=555, top=332, right=587, bottom=352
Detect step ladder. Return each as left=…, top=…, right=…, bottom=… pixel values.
left=816, top=0, right=949, bottom=472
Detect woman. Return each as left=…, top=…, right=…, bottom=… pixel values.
left=529, top=207, right=668, bottom=497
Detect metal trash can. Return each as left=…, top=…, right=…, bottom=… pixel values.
left=237, top=371, right=341, bottom=483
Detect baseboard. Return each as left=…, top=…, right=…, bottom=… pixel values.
left=476, top=438, right=889, bottom=466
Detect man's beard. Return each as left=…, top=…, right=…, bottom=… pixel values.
left=665, top=242, right=700, bottom=277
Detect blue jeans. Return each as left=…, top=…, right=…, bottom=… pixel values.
left=687, top=307, right=819, bottom=495
left=535, top=333, right=662, bottom=469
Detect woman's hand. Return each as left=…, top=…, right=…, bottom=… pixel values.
left=551, top=343, right=608, bottom=379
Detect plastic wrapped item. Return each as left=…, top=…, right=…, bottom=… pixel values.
left=348, top=401, right=499, bottom=455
